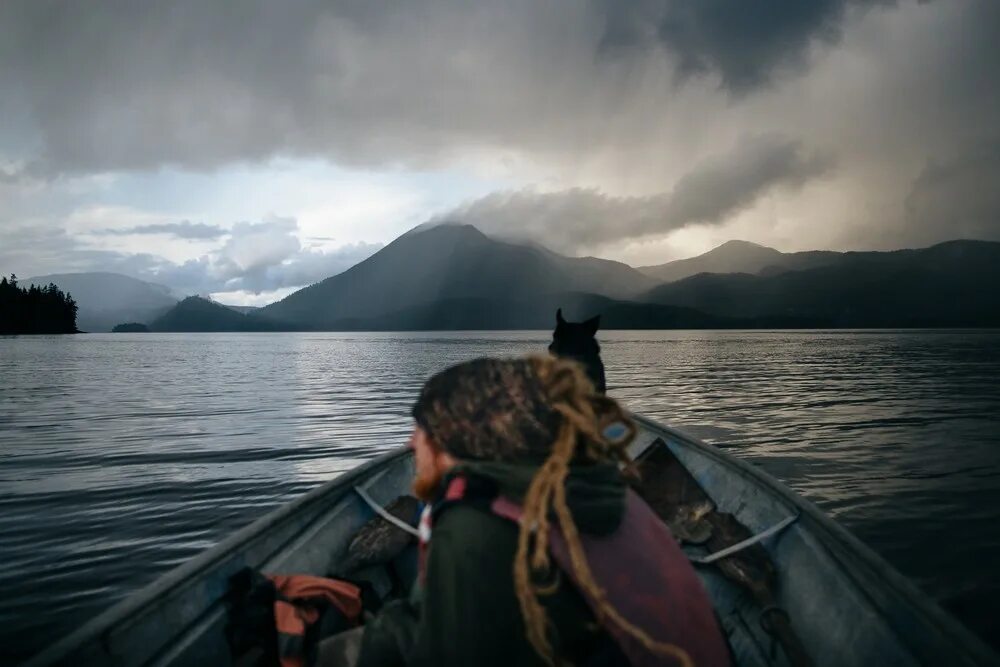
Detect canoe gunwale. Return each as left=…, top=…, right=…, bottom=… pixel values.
left=22, top=446, right=412, bottom=667
left=631, top=414, right=998, bottom=665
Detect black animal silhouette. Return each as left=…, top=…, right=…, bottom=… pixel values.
left=548, top=308, right=606, bottom=394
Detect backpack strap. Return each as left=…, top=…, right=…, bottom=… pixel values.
left=490, top=494, right=524, bottom=523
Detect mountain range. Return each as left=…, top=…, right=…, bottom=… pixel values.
left=637, top=240, right=843, bottom=282
left=257, top=225, right=998, bottom=330
left=148, top=296, right=293, bottom=332
left=21, top=225, right=1000, bottom=331
left=643, top=240, right=1000, bottom=326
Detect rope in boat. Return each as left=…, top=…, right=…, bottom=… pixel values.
left=687, top=513, right=799, bottom=564
left=353, top=486, right=421, bottom=537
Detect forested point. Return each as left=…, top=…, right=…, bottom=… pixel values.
left=0, top=274, right=79, bottom=334
left=112, top=322, right=150, bottom=333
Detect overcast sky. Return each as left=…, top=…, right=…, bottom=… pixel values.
left=2, top=1, right=997, bottom=304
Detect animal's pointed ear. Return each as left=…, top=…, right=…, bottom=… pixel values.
left=556, top=308, right=566, bottom=326
left=584, top=314, right=601, bottom=335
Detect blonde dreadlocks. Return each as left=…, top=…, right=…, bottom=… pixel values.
left=514, top=356, right=692, bottom=667
left=412, top=355, right=693, bottom=667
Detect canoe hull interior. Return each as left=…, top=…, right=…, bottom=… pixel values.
left=24, top=418, right=998, bottom=667
left=628, top=418, right=997, bottom=666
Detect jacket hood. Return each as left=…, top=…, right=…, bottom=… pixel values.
left=454, top=459, right=626, bottom=536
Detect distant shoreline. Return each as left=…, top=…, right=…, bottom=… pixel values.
left=38, top=325, right=1000, bottom=334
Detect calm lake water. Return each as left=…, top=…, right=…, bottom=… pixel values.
left=2, top=330, right=999, bottom=662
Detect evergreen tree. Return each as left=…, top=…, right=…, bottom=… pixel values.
left=0, top=274, right=79, bottom=334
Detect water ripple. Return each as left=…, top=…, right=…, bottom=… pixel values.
left=1, top=330, right=999, bottom=662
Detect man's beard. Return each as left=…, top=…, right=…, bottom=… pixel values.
left=413, top=464, right=446, bottom=501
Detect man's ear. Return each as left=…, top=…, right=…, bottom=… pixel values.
left=584, top=314, right=600, bottom=336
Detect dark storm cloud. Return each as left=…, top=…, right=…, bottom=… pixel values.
left=662, top=134, right=832, bottom=225
left=904, top=140, right=1000, bottom=245
left=0, top=0, right=889, bottom=175
left=597, top=0, right=889, bottom=93
left=2, top=0, right=600, bottom=173
left=443, top=134, right=831, bottom=251
left=96, top=221, right=227, bottom=240
left=1, top=0, right=999, bottom=255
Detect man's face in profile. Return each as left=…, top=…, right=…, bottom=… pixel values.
left=409, top=425, right=454, bottom=501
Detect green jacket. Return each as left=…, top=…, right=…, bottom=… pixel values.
left=357, top=461, right=628, bottom=667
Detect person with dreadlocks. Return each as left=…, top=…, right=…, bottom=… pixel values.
left=355, top=356, right=729, bottom=667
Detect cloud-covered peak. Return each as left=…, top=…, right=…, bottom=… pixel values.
left=439, top=134, right=832, bottom=254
